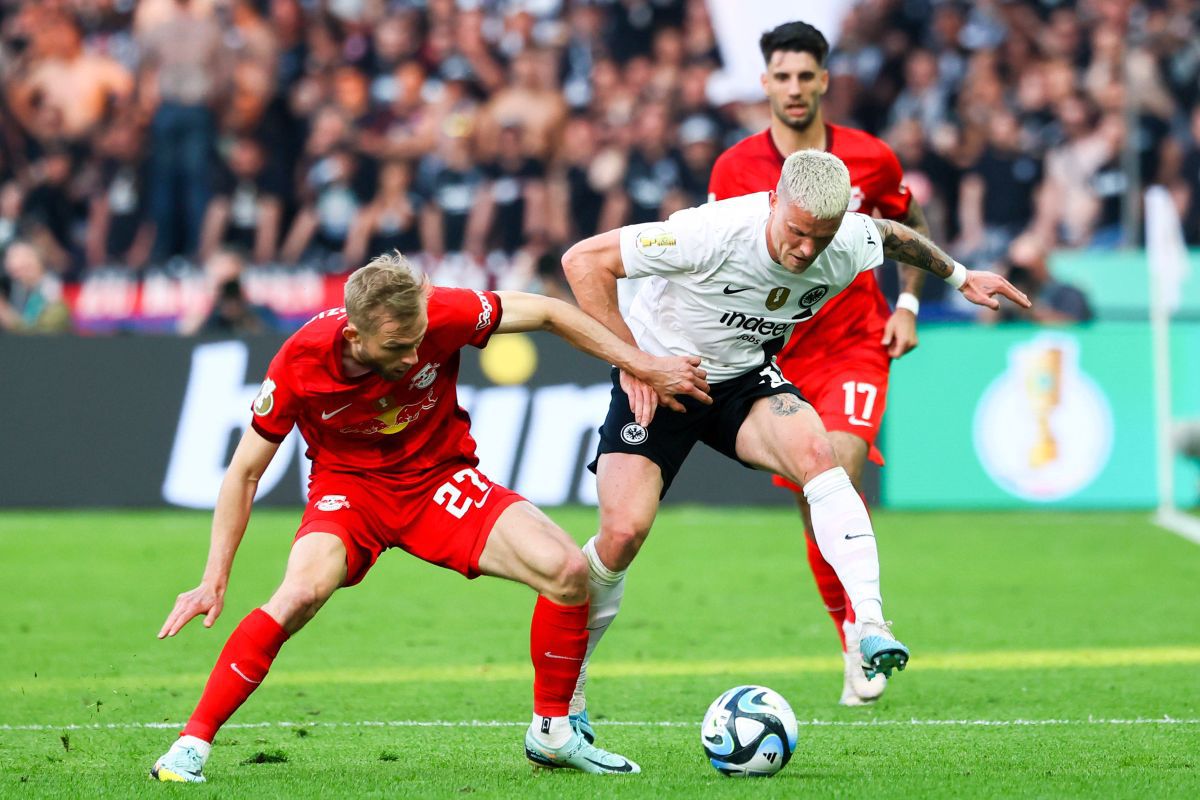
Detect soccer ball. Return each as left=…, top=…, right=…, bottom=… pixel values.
left=701, top=685, right=798, bottom=777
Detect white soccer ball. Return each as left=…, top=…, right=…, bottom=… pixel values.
left=701, top=685, right=798, bottom=777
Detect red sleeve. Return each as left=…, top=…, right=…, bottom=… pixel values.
left=707, top=152, right=741, bottom=201
left=870, top=142, right=913, bottom=220
left=434, top=287, right=504, bottom=349
left=249, top=349, right=301, bottom=443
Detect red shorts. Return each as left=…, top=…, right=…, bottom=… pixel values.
left=296, top=463, right=525, bottom=586
left=772, top=343, right=891, bottom=493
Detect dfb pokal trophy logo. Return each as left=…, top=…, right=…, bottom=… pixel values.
left=973, top=334, right=1113, bottom=502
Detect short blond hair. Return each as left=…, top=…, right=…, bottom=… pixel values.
left=344, top=252, right=429, bottom=332
left=778, top=150, right=851, bottom=219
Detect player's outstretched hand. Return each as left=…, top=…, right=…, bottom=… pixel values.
left=881, top=309, right=919, bottom=358
left=960, top=270, right=1032, bottom=311
left=158, top=582, right=224, bottom=639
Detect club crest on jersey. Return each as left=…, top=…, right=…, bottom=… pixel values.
left=634, top=226, right=676, bottom=259
left=621, top=422, right=649, bottom=445
left=765, top=287, right=791, bottom=311
left=252, top=378, right=276, bottom=416
left=799, top=286, right=829, bottom=308
left=315, top=494, right=350, bottom=512
left=409, top=362, right=440, bottom=390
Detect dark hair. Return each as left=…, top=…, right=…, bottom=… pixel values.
left=759, top=21, right=829, bottom=66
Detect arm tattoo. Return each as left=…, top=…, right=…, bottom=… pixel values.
left=875, top=218, right=955, bottom=280
left=769, top=394, right=806, bottom=417
left=897, top=199, right=930, bottom=295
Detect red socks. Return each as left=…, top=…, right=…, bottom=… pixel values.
left=182, top=608, right=289, bottom=742
left=530, top=596, right=589, bottom=717
left=804, top=533, right=854, bottom=651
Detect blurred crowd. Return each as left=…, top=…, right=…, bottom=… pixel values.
left=1, top=0, right=1199, bottom=334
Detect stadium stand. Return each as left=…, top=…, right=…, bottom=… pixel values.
left=0, top=0, right=1197, bottom=333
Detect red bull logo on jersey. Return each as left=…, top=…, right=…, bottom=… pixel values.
left=340, top=390, right=439, bottom=435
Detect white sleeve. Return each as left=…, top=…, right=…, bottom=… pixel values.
left=845, top=212, right=885, bottom=274
left=618, top=205, right=723, bottom=280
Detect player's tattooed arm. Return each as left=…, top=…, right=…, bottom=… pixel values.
left=897, top=198, right=930, bottom=296
left=874, top=218, right=956, bottom=280
left=874, top=218, right=1032, bottom=310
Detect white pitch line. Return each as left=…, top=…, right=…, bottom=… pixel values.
left=2, top=717, right=1199, bottom=733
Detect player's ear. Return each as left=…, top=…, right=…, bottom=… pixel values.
left=760, top=71, right=769, bottom=93
left=342, top=324, right=360, bottom=344
left=818, top=67, right=829, bottom=96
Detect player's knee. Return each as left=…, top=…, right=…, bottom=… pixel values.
left=268, top=582, right=330, bottom=629
left=797, top=435, right=839, bottom=484
left=598, top=519, right=650, bottom=570
left=545, top=547, right=589, bottom=604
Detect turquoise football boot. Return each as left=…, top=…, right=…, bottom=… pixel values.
left=858, top=620, right=909, bottom=679
left=524, top=728, right=639, bottom=774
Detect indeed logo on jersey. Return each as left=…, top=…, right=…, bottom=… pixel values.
left=719, top=310, right=790, bottom=337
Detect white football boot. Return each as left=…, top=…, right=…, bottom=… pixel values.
left=150, top=739, right=207, bottom=783
left=839, top=620, right=888, bottom=706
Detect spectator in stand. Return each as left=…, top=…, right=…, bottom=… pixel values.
left=888, top=49, right=949, bottom=134
left=199, top=136, right=285, bottom=264
left=227, top=0, right=279, bottom=79
left=0, top=241, right=71, bottom=334
left=959, top=109, right=1044, bottom=268
left=180, top=249, right=278, bottom=335
left=0, top=183, right=21, bottom=257
left=887, top=117, right=960, bottom=244
left=476, top=49, right=567, bottom=161
left=138, top=0, right=228, bottom=263
left=675, top=114, right=719, bottom=209
left=7, top=12, right=133, bottom=144
left=474, top=123, right=548, bottom=259
left=20, top=147, right=78, bottom=274
left=547, top=114, right=610, bottom=247
left=86, top=114, right=154, bottom=270
left=417, top=133, right=487, bottom=263
left=599, top=101, right=683, bottom=230
left=1041, top=94, right=1116, bottom=247
left=1178, top=107, right=1200, bottom=245
left=280, top=146, right=364, bottom=270
left=980, top=233, right=1091, bottom=325
left=360, top=61, right=439, bottom=163
left=343, top=159, right=424, bottom=268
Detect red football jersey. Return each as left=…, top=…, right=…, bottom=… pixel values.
left=250, top=286, right=502, bottom=481
left=708, top=124, right=910, bottom=349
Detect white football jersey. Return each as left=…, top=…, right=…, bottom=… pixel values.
left=620, top=192, right=884, bottom=382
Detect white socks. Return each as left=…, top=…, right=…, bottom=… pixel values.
left=570, top=536, right=626, bottom=714
left=804, top=467, right=884, bottom=624
left=530, top=714, right=572, bottom=748
left=177, top=735, right=212, bottom=762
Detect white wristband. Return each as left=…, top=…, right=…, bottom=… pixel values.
left=946, top=261, right=968, bottom=289
left=895, top=292, right=920, bottom=316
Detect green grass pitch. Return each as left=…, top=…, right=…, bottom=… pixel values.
left=2, top=507, right=1199, bottom=798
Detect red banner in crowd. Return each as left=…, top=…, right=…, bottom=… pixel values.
left=63, top=268, right=349, bottom=333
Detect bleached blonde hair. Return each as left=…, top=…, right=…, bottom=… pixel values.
left=777, top=150, right=851, bottom=219
left=344, top=251, right=430, bottom=332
